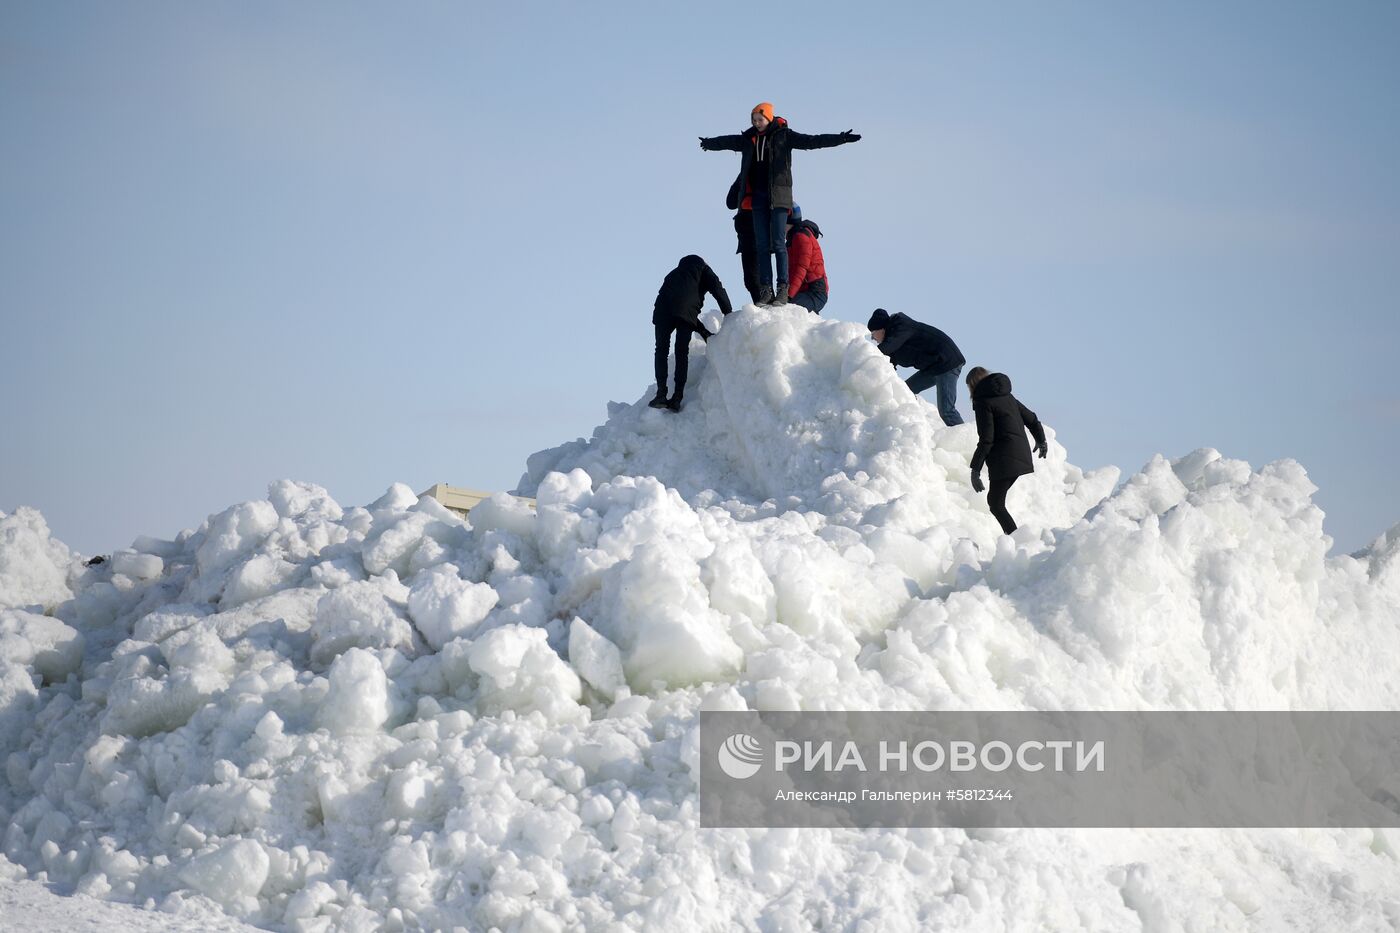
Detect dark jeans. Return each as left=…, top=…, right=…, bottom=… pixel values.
left=988, top=476, right=1019, bottom=535
left=905, top=363, right=965, bottom=425
left=654, top=321, right=704, bottom=400
left=750, top=200, right=789, bottom=287
left=789, top=278, right=828, bottom=314
left=734, top=211, right=761, bottom=302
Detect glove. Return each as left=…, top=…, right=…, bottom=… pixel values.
left=699, top=136, right=712, bottom=150
left=840, top=129, right=861, bottom=142
left=1035, top=442, right=1048, bottom=459
left=970, top=470, right=984, bottom=493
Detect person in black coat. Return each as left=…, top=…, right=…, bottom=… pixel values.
left=966, top=366, right=1048, bottom=535
left=866, top=308, right=966, bottom=425
left=650, top=255, right=732, bottom=412
left=700, top=102, right=859, bottom=305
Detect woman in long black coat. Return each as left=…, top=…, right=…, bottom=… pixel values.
left=967, top=367, right=1048, bottom=535
left=700, top=103, right=859, bottom=304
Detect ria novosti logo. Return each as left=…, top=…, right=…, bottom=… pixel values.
left=717, top=733, right=764, bottom=779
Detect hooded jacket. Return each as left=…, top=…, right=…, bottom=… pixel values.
left=653, top=255, right=732, bottom=327
left=701, top=117, right=855, bottom=211
left=785, top=219, right=826, bottom=299
left=875, top=312, right=965, bottom=373
left=969, top=373, right=1047, bottom=481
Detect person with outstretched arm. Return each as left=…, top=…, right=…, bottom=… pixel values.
left=867, top=308, right=966, bottom=425
left=650, top=255, right=732, bottom=412
left=700, top=103, right=859, bottom=306
left=966, top=366, right=1048, bottom=535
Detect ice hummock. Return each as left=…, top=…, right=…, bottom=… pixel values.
left=2, top=305, right=1399, bottom=930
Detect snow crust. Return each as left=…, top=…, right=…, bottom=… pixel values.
left=3, top=306, right=1400, bottom=930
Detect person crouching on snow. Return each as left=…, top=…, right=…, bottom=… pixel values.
left=784, top=204, right=828, bottom=314
left=866, top=308, right=966, bottom=425
left=650, top=255, right=732, bottom=412
left=966, top=366, right=1048, bottom=536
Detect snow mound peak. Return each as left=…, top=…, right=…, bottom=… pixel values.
left=520, top=306, right=1115, bottom=530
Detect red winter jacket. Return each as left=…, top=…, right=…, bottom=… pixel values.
left=786, top=220, right=826, bottom=298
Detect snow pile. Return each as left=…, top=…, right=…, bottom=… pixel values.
left=3, top=305, right=1400, bottom=931
left=0, top=507, right=76, bottom=611
left=521, top=307, right=1115, bottom=534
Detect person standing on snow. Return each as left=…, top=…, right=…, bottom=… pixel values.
left=700, top=103, right=860, bottom=306
left=783, top=204, right=828, bottom=313
left=966, top=366, right=1048, bottom=535
left=732, top=209, right=762, bottom=304
left=866, top=308, right=966, bottom=426
left=650, top=255, right=732, bottom=412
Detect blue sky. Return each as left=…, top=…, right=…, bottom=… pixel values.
left=2, top=1, right=1398, bottom=556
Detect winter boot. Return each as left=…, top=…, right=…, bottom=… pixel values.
left=665, top=395, right=684, bottom=412
left=769, top=283, right=789, bottom=305
left=755, top=284, right=774, bottom=305
left=648, top=392, right=669, bottom=409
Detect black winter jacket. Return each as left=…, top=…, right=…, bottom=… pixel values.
left=653, top=255, right=732, bottom=327
left=876, top=313, right=966, bottom=373
left=701, top=118, right=855, bottom=211
left=969, top=373, right=1047, bottom=481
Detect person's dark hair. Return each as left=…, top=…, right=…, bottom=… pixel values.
left=965, top=366, right=989, bottom=389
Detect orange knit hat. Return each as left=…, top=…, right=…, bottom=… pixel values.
left=751, top=102, right=774, bottom=122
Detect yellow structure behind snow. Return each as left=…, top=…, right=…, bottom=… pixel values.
left=419, top=483, right=537, bottom=518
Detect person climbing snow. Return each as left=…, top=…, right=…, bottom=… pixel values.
left=866, top=308, right=966, bottom=425
left=966, top=366, right=1048, bottom=536
left=700, top=103, right=860, bottom=306
left=784, top=204, right=828, bottom=313
left=650, top=255, right=732, bottom=412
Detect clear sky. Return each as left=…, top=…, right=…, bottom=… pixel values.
left=2, top=1, right=1398, bottom=557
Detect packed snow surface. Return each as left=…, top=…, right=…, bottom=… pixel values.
left=3, top=306, right=1400, bottom=930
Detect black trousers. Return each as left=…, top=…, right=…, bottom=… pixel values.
left=789, top=278, right=828, bottom=314
left=988, top=476, right=1019, bottom=535
left=734, top=211, right=761, bottom=302
left=654, top=321, right=703, bottom=400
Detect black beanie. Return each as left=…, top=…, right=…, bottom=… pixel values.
left=867, top=308, right=891, bottom=331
